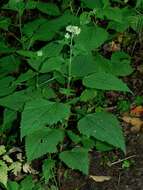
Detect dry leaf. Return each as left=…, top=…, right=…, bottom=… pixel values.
left=111, top=41, right=121, bottom=52
left=122, top=116, right=143, bottom=132
left=89, top=175, right=111, bottom=182
left=130, top=106, right=143, bottom=116
left=23, top=163, right=38, bottom=174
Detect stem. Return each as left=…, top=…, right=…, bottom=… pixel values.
left=19, top=13, right=24, bottom=49
left=67, top=35, right=73, bottom=95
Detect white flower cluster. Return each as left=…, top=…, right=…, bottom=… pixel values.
left=65, top=25, right=81, bottom=39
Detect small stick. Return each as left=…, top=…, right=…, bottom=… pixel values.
left=108, top=155, right=136, bottom=167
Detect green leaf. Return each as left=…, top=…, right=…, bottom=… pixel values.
left=67, top=130, right=81, bottom=143
left=21, top=99, right=70, bottom=137
left=80, top=89, right=97, bottom=102
left=1, top=109, right=17, bottom=132
left=0, top=17, right=11, bottom=30
left=71, top=54, right=98, bottom=77
left=26, top=128, right=64, bottom=161
left=110, top=51, right=133, bottom=76
left=0, top=55, right=20, bottom=77
left=37, top=2, right=60, bottom=16
left=13, top=70, right=36, bottom=86
left=28, top=42, right=63, bottom=71
left=95, top=141, right=113, bottom=152
left=42, top=159, right=55, bottom=183
left=7, top=181, right=19, bottom=190
left=0, top=77, right=15, bottom=97
left=80, top=0, right=105, bottom=9
left=59, top=147, right=89, bottom=174
left=0, top=90, right=32, bottom=111
left=3, top=0, right=25, bottom=15
left=78, top=112, right=125, bottom=152
left=0, top=160, right=8, bottom=188
left=75, top=25, right=108, bottom=51
left=40, top=56, right=64, bottom=73
left=20, top=176, right=34, bottom=190
left=83, top=72, right=131, bottom=92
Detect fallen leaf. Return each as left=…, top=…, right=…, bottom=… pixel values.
left=89, top=175, right=111, bottom=182
left=23, top=163, right=38, bottom=174
left=122, top=116, right=143, bottom=132
left=130, top=106, right=143, bottom=116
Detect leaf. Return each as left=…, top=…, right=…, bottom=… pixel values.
left=7, top=181, right=19, bottom=190
left=0, top=55, right=20, bottom=77
left=59, top=147, right=89, bottom=175
left=110, top=51, right=133, bottom=76
left=95, top=141, right=113, bottom=152
left=83, top=72, right=131, bottom=92
left=0, top=77, right=15, bottom=97
left=0, top=90, right=32, bottom=111
left=37, top=2, right=60, bottom=16
left=9, top=162, right=22, bottom=176
left=21, top=99, right=70, bottom=137
left=0, top=145, right=6, bottom=156
left=75, top=26, right=108, bottom=51
left=67, top=130, right=81, bottom=144
left=78, top=112, right=126, bottom=152
left=40, top=56, right=64, bottom=73
left=42, top=159, right=55, bottom=183
left=28, top=42, right=63, bottom=71
left=1, top=108, right=17, bottom=132
left=89, top=175, right=111, bottom=182
left=13, top=70, right=36, bottom=86
left=80, top=89, right=97, bottom=102
left=0, top=160, right=8, bottom=187
left=122, top=115, right=143, bottom=132
left=130, top=106, right=143, bottom=116
left=0, top=17, right=11, bottom=30
left=71, top=54, right=98, bottom=77
left=26, top=128, right=64, bottom=161
left=20, top=176, right=34, bottom=190
left=80, top=0, right=104, bottom=9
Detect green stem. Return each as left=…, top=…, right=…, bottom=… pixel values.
left=18, top=13, right=24, bottom=49
left=67, top=35, right=73, bottom=94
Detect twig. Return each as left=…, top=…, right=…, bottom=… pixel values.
left=108, top=155, right=136, bottom=167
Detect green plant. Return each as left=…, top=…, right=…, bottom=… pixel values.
left=0, top=0, right=137, bottom=189
left=117, top=100, right=131, bottom=113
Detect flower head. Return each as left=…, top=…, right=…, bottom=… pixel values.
left=66, top=25, right=81, bottom=36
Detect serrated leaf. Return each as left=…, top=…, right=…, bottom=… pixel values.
left=83, top=72, right=131, bottom=92
left=78, top=112, right=125, bottom=152
left=42, top=159, right=55, bottom=183
left=0, top=160, right=8, bottom=187
left=59, top=148, right=89, bottom=175
left=21, top=99, right=70, bottom=137
left=75, top=26, right=108, bottom=51
left=26, top=128, right=64, bottom=161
